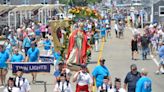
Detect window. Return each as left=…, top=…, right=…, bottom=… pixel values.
left=3, top=0, right=10, bottom=4
left=41, top=0, right=48, bottom=4
left=159, top=6, right=164, bottom=16
left=22, top=0, right=30, bottom=4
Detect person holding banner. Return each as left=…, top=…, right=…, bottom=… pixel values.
left=25, top=43, right=40, bottom=83
left=10, top=48, right=24, bottom=62
left=0, top=45, right=9, bottom=87
left=14, top=69, right=31, bottom=92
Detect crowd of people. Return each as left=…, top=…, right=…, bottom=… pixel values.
left=131, top=23, right=164, bottom=74
left=0, top=8, right=161, bottom=92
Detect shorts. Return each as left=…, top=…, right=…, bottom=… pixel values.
left=132, top=48, right=138, bottom=52
left=36, top=36, right=41, bottom=41
left=0, top=68, right=8, bottom=74
left=0, top=64, right=8, bottom=69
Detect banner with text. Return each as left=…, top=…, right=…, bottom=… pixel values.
left=39, top=56, right=54, bottom=63
left=12, top=62, right=51, bottom=73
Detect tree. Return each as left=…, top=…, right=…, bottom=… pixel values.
left=87, top=0, right=102, bottom=4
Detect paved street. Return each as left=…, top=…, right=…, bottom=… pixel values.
left=94, top=27, right=164, bottom=92
left=0, top=26, right=164, bottom=92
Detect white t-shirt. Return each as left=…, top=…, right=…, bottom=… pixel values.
left=15, top=77, right=31, bottom=92
left=74, top=71, right=93, bottom=86
left=114, top=24, right=118, bottom=31
left=54, top=81, right=72, bottom=92
left=109, top=88, right=126, bottom=92
left=88, top=24, right=92, bottom=29
left=3, top=87, right=20, bottom=92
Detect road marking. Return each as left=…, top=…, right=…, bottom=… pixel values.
left=150, top=54, right=159, bottom=66
left=150, top=54, right=164, bottom=72
left=97, top=40, right=105, bottom=65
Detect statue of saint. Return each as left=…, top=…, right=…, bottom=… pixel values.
left=67, top=24, right=89, bottom=65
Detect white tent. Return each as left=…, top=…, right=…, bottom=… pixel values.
left=8, top=4, right=42, bottom=28
left=38, top=4, right=65, bottom=25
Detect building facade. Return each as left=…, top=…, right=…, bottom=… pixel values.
left=153, top=0, right=164, bottom=24
left=0, top=0, right=59, bottom=5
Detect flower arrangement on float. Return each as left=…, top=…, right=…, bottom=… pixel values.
left=68, top=7, right=102, bottom=19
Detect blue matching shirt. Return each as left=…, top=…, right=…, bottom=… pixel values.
left=0, top=51, right=9, bottom=68
left=43, top=40, right=51, bottom=50
left=94, top=33, right=99, bottom=40
left=23, top=37, right=31, bottom=48
left=27, top=47, right=40, bottom=62
left=53, top=52, right=62, bottom=62
left=35, top=29, right=41, bottom=36
left=53, top=69, right=61, bottom=77
left=8, top=35, right=17, bottom=46
left=158, top=45, right=164, bottom=58
left=11, top=54, right=24, bottom=62
left=92, top=65, right=110, bottom=87
left=136, top=76, right=152, bottom=92
left=100, top=27, right=106, bottom=37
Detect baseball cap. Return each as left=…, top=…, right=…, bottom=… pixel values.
left=100, top=59, right=106, bottom=62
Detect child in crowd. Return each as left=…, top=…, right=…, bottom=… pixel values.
left=98, top=76, right=111, bottom=92
left=54, top=73, right=72, bottom=92
left=109, top=78, right=126, bottom=92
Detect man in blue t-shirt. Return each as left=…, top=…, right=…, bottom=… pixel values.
left=156, top=43, right=164, bottom=74
left=100, top=25, right=107, bottom=42
left=26, top=43, right=40, bottom=62
left=35, top=29, right=41, bottom=41
left=26, top=43, right=40, bottom=83
left=10, top=48, right=24, bottom=62
left=0, top=45, right=9, bottom=86
left=92, top=59, right=111, bottom=88
left=136, top=68, right=152, bottom=92
left=43, top=36, right=52, bottom=55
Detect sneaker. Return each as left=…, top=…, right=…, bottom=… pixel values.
left=155, top=71, right=161, bottom=75
left=0, top=85, right=4, bottom=89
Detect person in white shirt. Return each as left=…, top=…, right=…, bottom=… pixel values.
left=114, top=21, right=118, bottom=38
left=98, top=76, right=111, bottom=92
left=109, top=78, right=126, bottom=92
left=54, top=73, right=72, bottom=92
left=3, top=77, right=20, bottom=92
left=14, top=69, right=31, bottom=92
left=73, top=63, right=93, bottom=92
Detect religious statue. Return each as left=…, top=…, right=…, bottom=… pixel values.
left=67, top=24, right=89, bottom=65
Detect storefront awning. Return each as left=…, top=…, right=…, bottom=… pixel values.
left=0, top=5, right=15, bottom=15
